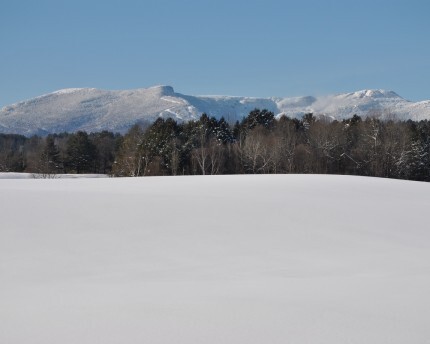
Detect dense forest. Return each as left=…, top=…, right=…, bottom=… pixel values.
left=1, top=109, right=430, bottom=181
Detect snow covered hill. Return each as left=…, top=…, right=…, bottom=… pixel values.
left=1, top=86, right=430, bottom=135
left=1, top=175, right=430, bottom=344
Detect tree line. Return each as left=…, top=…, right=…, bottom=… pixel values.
left=1, top=109, right=429, bottom=181
left=0, top=131, right=121, bottom=176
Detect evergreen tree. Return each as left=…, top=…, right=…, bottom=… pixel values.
left=65, top=131, right=97, bottom=173
left=38, top=136, right=62, bottom=175
left=242, top=108, right=275, bottom=131
left=214, top=117, right=233, bottom=144
left=89, top=131, right=120, bottom=174
left=142, top=118, right=180, bottom=174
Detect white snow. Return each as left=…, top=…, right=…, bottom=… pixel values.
left=1, top=174, right=430, bottom=343
left=0, top=172, right=108, bottom=179
left=52, top=88, right=90, bottom=95
left=1, top=86, right=430, bottom=135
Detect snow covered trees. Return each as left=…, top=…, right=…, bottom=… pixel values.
left=60, top=113, right=430, bottom=179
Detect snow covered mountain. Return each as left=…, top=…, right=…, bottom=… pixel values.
left=1, top=85, right=430, bottom=135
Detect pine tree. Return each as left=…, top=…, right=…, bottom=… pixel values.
left=38, top=136, right=62, bottom=175
left=242, top=108, right=275, bottom=131
left=65, top=131, right=97, bottom=174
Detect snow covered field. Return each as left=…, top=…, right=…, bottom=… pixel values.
left=0, top=172, right=108, bottom=179
left=1, top=175, right=429, bottom=343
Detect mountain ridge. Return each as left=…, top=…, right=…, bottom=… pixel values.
left=1, top=85, right=429, bottom=135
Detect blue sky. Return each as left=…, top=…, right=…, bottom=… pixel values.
left=1, top=0, right=429, bottom=107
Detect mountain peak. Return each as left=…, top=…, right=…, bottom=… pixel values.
left=345, top=89, right=402, bottom=99
left=147, top=85, right=175, bottom=96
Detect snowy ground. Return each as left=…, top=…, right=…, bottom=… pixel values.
left=0, top=172, right=108, bottom=179
left=1, top=175, right=429, bottom=344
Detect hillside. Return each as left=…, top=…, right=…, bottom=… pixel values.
left=1, top=86, right=430, bottom=135
left=1, top=175, right=430, bottom=343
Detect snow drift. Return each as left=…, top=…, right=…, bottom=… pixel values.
left=1, top=174, right=430, bottom=344
left=1, top=86, right=430, bottom=135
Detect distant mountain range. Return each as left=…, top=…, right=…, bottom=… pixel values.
left=1, top=85, right=430, bottom=135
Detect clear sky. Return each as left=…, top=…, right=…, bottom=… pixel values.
left=1, top=0, right=429, bottom=107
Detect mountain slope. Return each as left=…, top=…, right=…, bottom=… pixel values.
left=1, top=86, right=430, bottom=135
